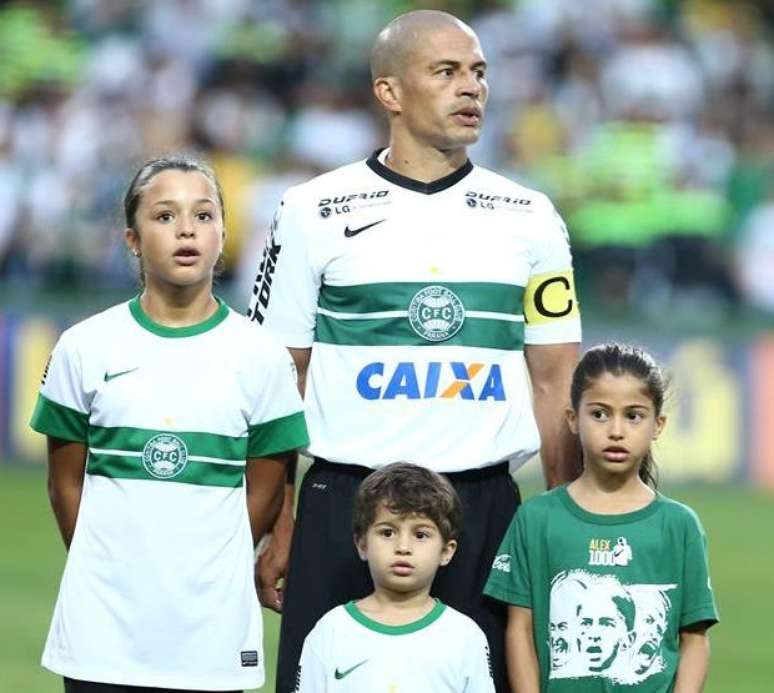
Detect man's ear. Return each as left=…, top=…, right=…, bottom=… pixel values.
left=439, top=539, right=458, bottom=567
left=373, top=76, right=402, bottom=115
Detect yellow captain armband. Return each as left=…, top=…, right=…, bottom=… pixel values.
left=523, top=270, right=579, bottom=325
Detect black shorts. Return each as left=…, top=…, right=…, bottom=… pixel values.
left=63, top=678, right=240, bottom=693
left=275, top=458, right=520, bottom=693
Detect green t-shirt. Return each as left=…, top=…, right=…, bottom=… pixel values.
left=484, top=486, right=719, bottom=692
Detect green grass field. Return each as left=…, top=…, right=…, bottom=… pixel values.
left=1, top=466, right=770, bottom=692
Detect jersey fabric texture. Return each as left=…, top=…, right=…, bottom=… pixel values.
left=30, top=297, right=309, bottom=691
left=247, top=149, right=581, bottom=473
left=484, top=486, right=719, bottom=692
left=293, top=600, right=495, bottom=693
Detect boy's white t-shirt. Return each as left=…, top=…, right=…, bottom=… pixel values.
left=294, top=600, right=495, bottom=693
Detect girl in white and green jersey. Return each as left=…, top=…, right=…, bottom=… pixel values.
left=30, top=157, right=309, bottom=693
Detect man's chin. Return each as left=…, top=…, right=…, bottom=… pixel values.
left=454, top=128, right=481, bottom=146
left=436, top=131, right=480, bottom=152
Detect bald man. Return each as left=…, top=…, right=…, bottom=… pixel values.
left=247, top=11, right=581, bottom=692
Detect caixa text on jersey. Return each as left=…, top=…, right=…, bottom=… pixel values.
left=357, top=361, right=506, bottom=401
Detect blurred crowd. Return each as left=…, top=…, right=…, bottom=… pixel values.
left=0, top=0, right=772, bottom=322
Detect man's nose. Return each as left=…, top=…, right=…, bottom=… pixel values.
left=458, top=71, right=481, bottom=98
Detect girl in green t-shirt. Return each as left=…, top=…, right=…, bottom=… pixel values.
left=485, top=343, right=718, bottom=692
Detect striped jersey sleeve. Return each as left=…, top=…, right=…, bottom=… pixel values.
left=247, top=189, right=322, bottom=348
left=245, top=332, right=310, bottom=458
left=30, top=329, right=90, bottom=442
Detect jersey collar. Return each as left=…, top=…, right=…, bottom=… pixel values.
left=129, top=295, right=229, bottom=338
left=557, top=485, right=663, bottom=525
left=366, top=148, right=473, bottom=194
left=344, top=599, right=446, bottom=635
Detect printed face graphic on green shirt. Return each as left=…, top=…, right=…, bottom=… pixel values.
left=548, top=571, right=676, bottom=685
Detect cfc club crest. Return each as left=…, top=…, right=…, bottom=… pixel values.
left=408, top=285, right=465, bottom=342
left=142, top=433, right=188, bottom=479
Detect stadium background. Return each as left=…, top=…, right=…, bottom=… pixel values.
left=0, top=0, right=772, bottom=691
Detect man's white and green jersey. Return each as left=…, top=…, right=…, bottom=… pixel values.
left=247, top=148, right=581, bottom=472
left=30, top=297, right=309, bottom=691
left=294, top=600, right=495, bottom=692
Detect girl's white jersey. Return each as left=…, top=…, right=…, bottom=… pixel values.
left=248, top=149, right=581, bottom=472
left=294, top=600, right=495, bottom=693
left=31, top=298, right=309, bottom=691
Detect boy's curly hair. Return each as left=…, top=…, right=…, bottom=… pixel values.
left=353, top=462, right=462, bottom=543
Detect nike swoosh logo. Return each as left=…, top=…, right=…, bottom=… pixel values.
left=334, top=659, right=368, bottom=679
left=344, top=219, right=385, bottom=237
left=104, top=368, right=139, bottom=382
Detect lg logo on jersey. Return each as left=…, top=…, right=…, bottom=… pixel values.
left=318, top=190, right=390, bottom=218
left=464, top=191, right=532, bottom=212
left=356, top=361, right=506, bottom=401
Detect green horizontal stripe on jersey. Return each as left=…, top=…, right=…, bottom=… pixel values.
left=318, top=282, right=525, bottom=315
left=30, top=394, right=89, bottom=443
left=87, top=452, right=244, bottom=488
left=88, top=425, right=247, bottom=460
left=248, top=411, right=309, bottom=458
left=315, top=314, right=525, bottom=350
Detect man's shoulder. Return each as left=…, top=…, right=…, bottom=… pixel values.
left=284, top=158, right=375, bottom=203
left=467, top=164, right=554, bottom=210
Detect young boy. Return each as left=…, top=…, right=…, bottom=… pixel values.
left=293, top=463, right=495, bottom=692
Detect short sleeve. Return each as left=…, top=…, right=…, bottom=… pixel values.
left=523, top=200, right=582, bottom=345
left=680, top=511, right=719, bottom=630
left=483, top=509, right=532, bottom=608
left=294, top=634, right=329, bottom=692
left=463, top=625, right=496, bottom=693
left=246, top=341, right=309, bottom=458
left=246, top=189, right=322, bottom=348
left=29, top=330, right=89, bottom=442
